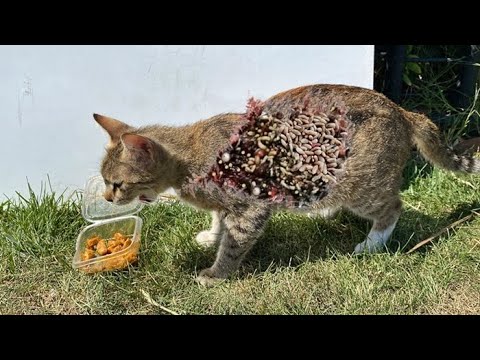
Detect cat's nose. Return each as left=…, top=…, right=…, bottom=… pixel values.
left=103, top=191, right=114, bottom=202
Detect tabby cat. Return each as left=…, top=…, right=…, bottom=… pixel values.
left=93, top=84, right=480, bottom=286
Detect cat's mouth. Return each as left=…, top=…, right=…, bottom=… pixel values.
left=139, top=194, right=154, bottom=203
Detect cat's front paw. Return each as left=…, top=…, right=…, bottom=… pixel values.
left=195, top=231, right=219, bottom=248
left=195, top=268, right=224, bottom=287
left=354, top=239, right=386, bottom=254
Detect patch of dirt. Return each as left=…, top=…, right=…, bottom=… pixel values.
left=429, top=281, right=480, bottom=314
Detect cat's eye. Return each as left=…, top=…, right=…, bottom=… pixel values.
left=112, top=182, right=123, bottom=191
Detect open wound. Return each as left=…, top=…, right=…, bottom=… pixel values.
left=193, top=97, right=352, bottom=207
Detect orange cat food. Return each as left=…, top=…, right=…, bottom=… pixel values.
left=86, top=236, right=101, bottom=248
left=83, top=248, right=96, bottom=260
left=80, top=232, right=139, bottom=273
left=96, top=239, right=108, bottom=256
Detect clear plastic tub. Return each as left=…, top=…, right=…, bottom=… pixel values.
left=72, top=176, right=144, bottom=273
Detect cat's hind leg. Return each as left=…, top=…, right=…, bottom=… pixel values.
left=195, top=211, right=225, bottom=248
left=350, top=197, right=402, bottom=254
left=196, top=204, right=271, bottom=286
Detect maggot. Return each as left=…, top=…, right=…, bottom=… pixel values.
left=321, top=163, right=328, bottom=174
left=257, top=140, right=268, bottom=150
left=324, top=174, right=336, bottom=183
left=280, top=180, right=296, bottom=191
left=295, top=146, right=305, bottom=155
left=280, top=167, right=293, bottom=176
left=290, top=161, right=303, bottom=172
left=304, top=129, right=317, bottom=136
left=313, top=116, right=327, bottom=124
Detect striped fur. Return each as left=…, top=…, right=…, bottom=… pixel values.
left=405, top=110, right=480, bottom=173
left=196, top=205, right=271, bottom=286
left=94, top=84, right=480, bottom=286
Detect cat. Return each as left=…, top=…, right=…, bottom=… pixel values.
left=93, top=84, right=480, bottom=286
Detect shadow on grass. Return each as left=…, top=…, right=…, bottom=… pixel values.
left=401, top=145, right=480, bottom=192
left=401, top=154, right=434, bottom=191
left=170, top=199, right=480, bottom=279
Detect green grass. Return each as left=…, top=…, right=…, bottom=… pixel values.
left=1, top=160, right=480, bottom=314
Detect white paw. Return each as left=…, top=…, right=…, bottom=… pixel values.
left=195, top=231, right=219, bottom=248
left=195, top=268, right=224, bottom=287
left=354, top=239, right=386, bottom=254
left=355, top=223, right=396, bottom=254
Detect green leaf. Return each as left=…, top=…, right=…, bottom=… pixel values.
left=403, top=73, right=413, bottom=86
left=406, top=45, right=413, bottom=54
left=406, top=62, right=422, bottom=74
left=407, top=54, right=420, bottom=59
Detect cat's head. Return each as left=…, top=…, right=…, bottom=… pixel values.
left=93, top=114, right=168, bottom=205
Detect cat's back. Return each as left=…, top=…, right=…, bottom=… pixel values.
left=265, top=84, right=396, bottom=107
left=198, top=84, right=401, bottom=132
left=264, top=84, right=402, bottom=123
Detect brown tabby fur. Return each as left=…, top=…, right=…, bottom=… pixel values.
left=93, top=84, right=480, bottom=286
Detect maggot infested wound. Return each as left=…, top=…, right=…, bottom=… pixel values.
left=195, top=97, right=352, bottom=207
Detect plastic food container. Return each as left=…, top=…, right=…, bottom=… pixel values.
left=72, top=176, right=144, bottom=273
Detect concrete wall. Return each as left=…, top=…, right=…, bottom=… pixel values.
left=0, top=45, right=374, bottom=198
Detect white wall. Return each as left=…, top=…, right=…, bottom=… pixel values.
left=0, top=45, right=374, bottom=198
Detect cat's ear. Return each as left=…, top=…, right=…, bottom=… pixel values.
left=93, top=113, right=132, bottom=146
left=121, top=133, right=155, bottom=161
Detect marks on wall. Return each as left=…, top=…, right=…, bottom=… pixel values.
left=145, top=46, right=209, bottom=114
left=17, top=74, right=33, bottom=127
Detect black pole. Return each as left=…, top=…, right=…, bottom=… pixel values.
left=386, top=45, right=406, bottom=104
left=456, top=46, right=480, bottom=110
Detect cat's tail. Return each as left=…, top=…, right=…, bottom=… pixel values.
left=405, top=110, right=480, bottom=173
